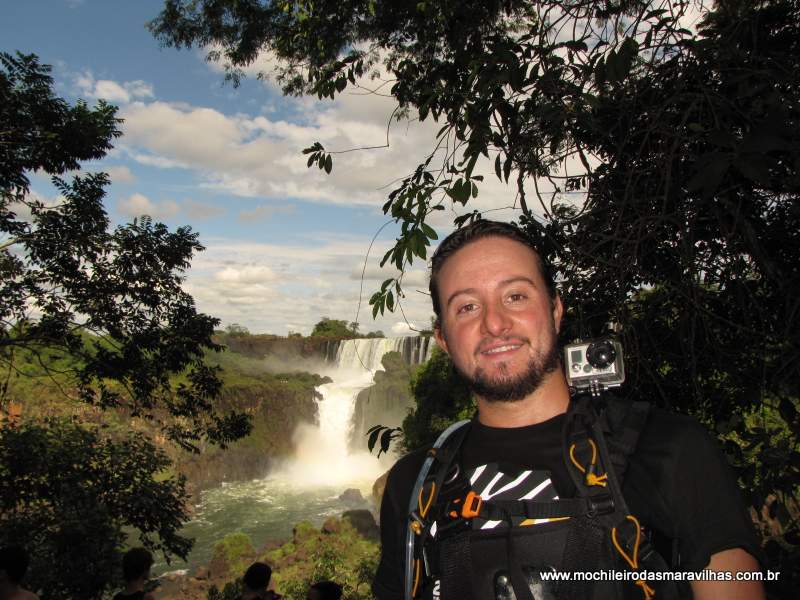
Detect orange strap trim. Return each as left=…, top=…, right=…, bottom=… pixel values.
left=461, top=491, right=483, bottom=518
left=412, top=558, right=421, bottom=597
left=635, top=579, right=656, bottom=600
left=418, top=482, right=436, bottom=518
left=569, top=439, right=608, bottom=487
left=611, top=515, right=642, bottom=569
left=612, top=515, right=656, bottom=600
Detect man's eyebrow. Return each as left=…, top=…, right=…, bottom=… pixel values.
left=500, top=276, right=537, bottom=288
left=445, top=277, right=537, bottom=308
left=445, top=287, right=478, bottom=309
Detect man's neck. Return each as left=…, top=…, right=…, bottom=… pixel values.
left=476, top=371, right=570, bottom=428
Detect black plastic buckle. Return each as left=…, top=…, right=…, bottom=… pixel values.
left=587, top=493, right=615, bottom=516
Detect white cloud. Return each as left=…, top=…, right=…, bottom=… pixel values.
left=237, top=203, right=295, bottom=223
left=115, top=61, right=510, bottom=211
left=182, top=236, right=436, bottom=336
left=75, top=73, right=154, bottom=105
left=184, top=200, right=225, bottom=220
left=104, top=165, right=136, bottom=183
left=214, top=265, right=276, bottom=284
left=391, top=321, right=419, bottom=336
left=117, top=193, right=179, bottom=219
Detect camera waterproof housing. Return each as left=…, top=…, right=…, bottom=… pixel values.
left=564, top=337, right=625, bottom=395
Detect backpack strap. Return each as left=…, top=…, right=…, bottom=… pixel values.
left=601, top=396, right=652, bottom=481
left=565, top=396, right=679, bottom=600
left=405, top=420, right=471, bottom=600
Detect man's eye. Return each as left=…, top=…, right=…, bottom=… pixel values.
left=507, top=293, right=526, bottom=302
left=457, top=303, right=477, bottom=314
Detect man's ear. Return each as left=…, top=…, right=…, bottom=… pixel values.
left=552, top=294, right=564, bottom=334
left=434, top=324, right=450, bottom=356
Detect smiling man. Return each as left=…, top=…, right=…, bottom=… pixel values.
left=372, top=220, right=764, bottom=600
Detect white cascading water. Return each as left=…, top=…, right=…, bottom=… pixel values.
left=280, top=337, right=433, bottom=487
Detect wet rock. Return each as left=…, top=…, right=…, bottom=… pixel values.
left=339, top=488, right=365, bottom=504
left=343, top=509, right=380, bottom=541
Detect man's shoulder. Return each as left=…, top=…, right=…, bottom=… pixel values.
left=387, top=446, right=429, bottom=487
left=639, top=406, right=715, bottom=450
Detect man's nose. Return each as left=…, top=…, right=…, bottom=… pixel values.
left=481, top=300, right=512, bottom=337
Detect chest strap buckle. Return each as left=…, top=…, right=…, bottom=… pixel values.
left=587, top=493, right=615, bottom=516
left=461, top=490, right=483, bottom=518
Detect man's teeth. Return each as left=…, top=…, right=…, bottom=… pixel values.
left=484, top=345, right=519, bottom=354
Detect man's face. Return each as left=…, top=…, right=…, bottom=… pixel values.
left=433, top=236, right=563, bottom=402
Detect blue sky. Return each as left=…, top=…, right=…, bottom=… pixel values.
left=2, top=0, right=525, bottom=335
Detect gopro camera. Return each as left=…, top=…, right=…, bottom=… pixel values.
left=564, top=337, right=625, bottom=396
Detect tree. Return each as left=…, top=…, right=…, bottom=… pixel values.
left=0, top=419, right=190, bottom=599
left=310, top=317, right=358, bottom=338
left=402, top=346, right=474, bottom=452
left=1, top=51, right=249, bottom=448
left=151, top=2, right=800, bottom=591
left=225, top=323, right=251, bottom=337
left=0, top=52, right=251, bottom=597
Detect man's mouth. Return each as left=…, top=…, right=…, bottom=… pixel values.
left=478, top=339, right=527, bottom=357
left=482, top=344, right=522, bottom=355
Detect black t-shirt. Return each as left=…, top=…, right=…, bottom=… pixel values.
left=372, top=407, right=762, bottom=600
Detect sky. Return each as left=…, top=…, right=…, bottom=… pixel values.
left=2, top=0, right=529, bottom=336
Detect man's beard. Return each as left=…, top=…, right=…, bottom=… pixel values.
left=455, top=336, right=561, bottom=403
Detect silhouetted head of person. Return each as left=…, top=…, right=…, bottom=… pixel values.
left=243, top=562, right=272, bottom=591
left=308, top=580, right=343, bottom=600
left=0, top=545, right=29, bottom=585
left=122, top=547, right=153, bottom=584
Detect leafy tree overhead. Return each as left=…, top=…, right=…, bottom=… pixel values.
left=0, top=52, right=249, bottom=448
left=0, top=52, right=250, bottom=598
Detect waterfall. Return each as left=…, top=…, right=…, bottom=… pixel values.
left=277, top=336, right=432, bottom=487
left=328, top=335, right=435, bottom=368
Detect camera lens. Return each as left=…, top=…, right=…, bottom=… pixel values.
left=586, top=340, right=616, bottom=369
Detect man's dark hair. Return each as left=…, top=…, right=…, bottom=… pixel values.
left=121, top=547, right=153, bottom=583
left=310, top=580, right=343, bottom=600
left=0, top=545, right=29, bottom=584
left=243, top=562, right=272, bottom=590
left=429, top=219, right=557, bottom=326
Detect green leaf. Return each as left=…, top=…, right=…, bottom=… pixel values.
left=367, top=426, right=382, bottom=452
left=421, top=222, right=438, bottom=240
left=324, top=154, right=332, bottom=174
left=465, top=152, right=479, bottom=179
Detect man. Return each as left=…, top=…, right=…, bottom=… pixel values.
left=113, top=548, right=155, bottom=600
left=0, top=546, right=39, bottom=600
left=307, top=580, right=343, bottom=600
left=240, top=562, right=281, bottom=600
left=373, top=220, right=764, bottom=600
